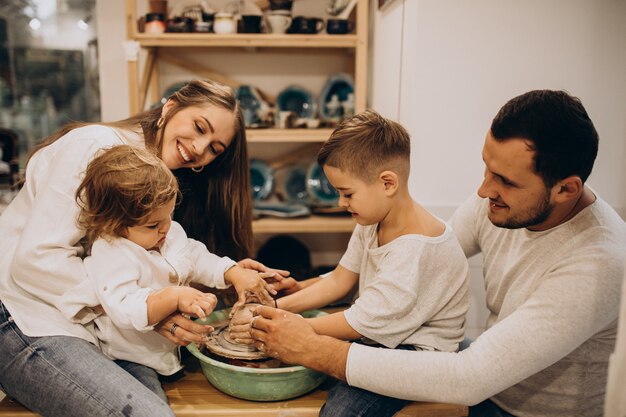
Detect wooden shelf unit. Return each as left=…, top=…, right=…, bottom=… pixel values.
left=252, top=214, right=355, bottom=234
left=247, top=128, right=334, bottom=143
left=125, top=0, right=369, bottom=234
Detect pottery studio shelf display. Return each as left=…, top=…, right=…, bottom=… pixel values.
left=124, top=0, right=369, bottom=235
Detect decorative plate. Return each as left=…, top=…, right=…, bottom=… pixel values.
left=276, top=85, right=316, bottom=119
left=283, top=165, right=309, bottom=203
left=253, top=201, right=311, bottom=218
left=157, top=81, right=189, bottom=106
left=306, top=160, right=339, bottom=206
left=318, top=73, right=354, bottom=121
left=235, top=85, right=262, bottom=127
left=249, top=159, right=274, bottom=201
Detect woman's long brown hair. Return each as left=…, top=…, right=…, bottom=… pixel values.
left=28, top=79, right=253, bottom=260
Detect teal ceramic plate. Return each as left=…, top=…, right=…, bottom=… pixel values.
left=277, top=85, right=316, bottom=118
left=187, top=309, right=327, bottom=401
left=306, top=161, right=339, bottom=206
left=250, top=159, right=274, bottom=201
left=253, top=201, right=310, bottom=218
left=318, top=73, right=354, bottom=121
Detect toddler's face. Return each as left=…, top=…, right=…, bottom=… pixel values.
left=126, top=198, right=176, bottom=250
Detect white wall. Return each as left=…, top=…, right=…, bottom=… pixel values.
left=371, top=0, right=626, bottom=337
left=96, top=0, right=129, bottom=121
left=372, top=0, right=626, bottom=214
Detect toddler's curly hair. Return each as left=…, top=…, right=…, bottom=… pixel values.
left=76, top=145, right=179, bottom=248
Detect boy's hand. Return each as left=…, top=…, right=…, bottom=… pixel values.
left=175, top=287, right=218, bottom=319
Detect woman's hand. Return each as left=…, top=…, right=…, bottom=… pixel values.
left=154, top=312, right=214, bottom=346
left=237, top=258, right=290, bottom=277
left=236, top=258, right=300, bottom=294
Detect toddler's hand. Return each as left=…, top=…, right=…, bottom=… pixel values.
left=226, top=266, right=277, bottom=317
left=176, top=287, right=217, bottom=319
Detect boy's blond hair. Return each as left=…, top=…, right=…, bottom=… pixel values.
left=317, top=110, right=411, bottom=183
left=76, top=145, right=179, bottom=248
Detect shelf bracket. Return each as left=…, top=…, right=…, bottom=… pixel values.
left=122, top=40, right=141, bottom=62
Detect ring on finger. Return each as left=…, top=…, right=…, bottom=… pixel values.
left=169, top=323, right=178, bottom=336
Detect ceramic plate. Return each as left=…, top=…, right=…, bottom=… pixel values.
left=156, top=81, right=189, bottom=106
left=236, top=85, right=262, bottom=127
left=283, top=165, right=309, bottom=203
left=306, top=160, right=339, bottom=206
left=276, top=85, right=316, bottom=118
left=253, top=201, right=310, bottom=218
left=318, top=73, right=354, bottom=121
left=249, top=159, right=274, bottom=201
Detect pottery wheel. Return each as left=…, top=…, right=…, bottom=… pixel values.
left=205, top=324, right=268, bottom=360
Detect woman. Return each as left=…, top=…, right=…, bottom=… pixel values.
left=0, top=80, right=289, bottom=416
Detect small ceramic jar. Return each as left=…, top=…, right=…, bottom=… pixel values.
left=145, top=13, right=166, bottom=34
left=213, top=12, right=237, bottom=34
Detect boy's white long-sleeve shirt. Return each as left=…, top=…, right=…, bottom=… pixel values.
left=0, top=125, right=142, bottom=344
left=60, top=221, right=236, bottom=375
left=345, top=194, right=626, bottom=417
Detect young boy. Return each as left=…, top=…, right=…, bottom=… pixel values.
left=232, top=110, right=470, bottom=415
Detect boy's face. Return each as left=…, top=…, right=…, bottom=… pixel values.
left=126, top=198, right=176, bottom=250
left=323, top=165, right=388, bottom=226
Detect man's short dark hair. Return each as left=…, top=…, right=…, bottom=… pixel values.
left=490, top=90, right=599, bottom=186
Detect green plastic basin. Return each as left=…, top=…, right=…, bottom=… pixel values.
left=186, top=308, right=327, bottom=401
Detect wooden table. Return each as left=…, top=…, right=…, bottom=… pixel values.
left=0, top=369, right=467, bottom=416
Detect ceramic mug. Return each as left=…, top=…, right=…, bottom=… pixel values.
left=266, top=11, right=292, bottom=34
left=326, top=18, right=354, bottom=35
left=289, top=16, right=325, bottom=34
left=241, top=15, right=263, bottom=33
left=214, top=12, right=237, bottom=34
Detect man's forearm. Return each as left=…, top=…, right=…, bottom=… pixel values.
left=304, top=334, right=350, bottom=382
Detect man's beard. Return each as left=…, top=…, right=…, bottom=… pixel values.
left=491, top=190, right=554, bottom=229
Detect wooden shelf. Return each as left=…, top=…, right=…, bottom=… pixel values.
left=125, top=0, right=368, bottom=237
left=246, top=128, right=333, bottom=143
left=253, top=215, right=355, bottom=234
left=134, top=33, right=359, bottom=48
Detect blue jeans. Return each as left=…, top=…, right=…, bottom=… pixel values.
left=319, top=378, right=410, bottom=417
left=319, top=343, right=414, bottom=417
left=469, top=399, right=516, bottom=417
left=0, top=301, right=175, bottom=417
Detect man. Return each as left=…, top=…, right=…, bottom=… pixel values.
left=250, top=90, right=626, bottom=417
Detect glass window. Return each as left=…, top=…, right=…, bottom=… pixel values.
left=0, top=0, right=99, bottom=198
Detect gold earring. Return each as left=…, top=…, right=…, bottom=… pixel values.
left=191, top=166, right=204, bottom=173
left=156, top=117, right=164, bottom=129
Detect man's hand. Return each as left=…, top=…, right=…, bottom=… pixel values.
left=249, top=306, right=351, bottom=381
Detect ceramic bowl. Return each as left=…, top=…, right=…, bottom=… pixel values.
left=306, top=161, right=339, bottom=206
left=186, top=308, right=327, bottom=401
